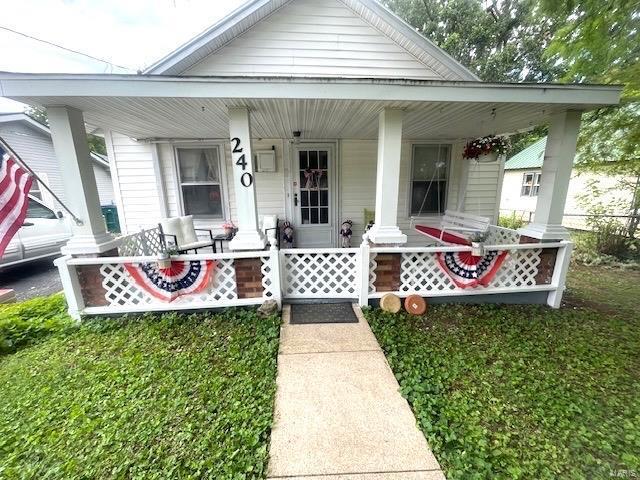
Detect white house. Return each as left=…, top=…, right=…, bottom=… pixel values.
left=0, top=113, right=115, bottom=210
left=500, top=136, right=634, bottom=230
left=0, top=0, right=621, bottom=318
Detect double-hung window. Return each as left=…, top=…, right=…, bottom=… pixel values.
left=176, top=147, right=224, bottom=218
left=521, top=172, right=541, bottom=197
left=410, top=144, right=450, bottom=216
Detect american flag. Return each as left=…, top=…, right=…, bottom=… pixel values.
left=0, top=144, right=33, bottom=259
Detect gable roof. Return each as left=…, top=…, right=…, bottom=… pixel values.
left=144, top=0, right=479, bottom=81
left=505, top=136, right=579, bottom=170
left=0, top=113, right=109, bottom=169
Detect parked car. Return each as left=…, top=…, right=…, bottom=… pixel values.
left=0, top=196, right=72, bottom=270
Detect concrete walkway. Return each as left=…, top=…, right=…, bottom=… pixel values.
left=267, top=304, right=445, bottom=480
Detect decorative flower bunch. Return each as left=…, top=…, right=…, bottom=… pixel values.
left=222, top=220, right=235, bottom=231
left=463, top=135, right=510, bottom=160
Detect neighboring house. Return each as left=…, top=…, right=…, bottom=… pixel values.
left=0, top=113, right=115, bottom=210
left=0, top=0, right=621, bottom=317
left=500, top=137, right=633, bottom=230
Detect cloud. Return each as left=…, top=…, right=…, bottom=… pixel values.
left=0, top=0, right=247, bottom=111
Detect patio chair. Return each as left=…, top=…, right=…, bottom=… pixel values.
left=158, top=215, right=217, bottom=253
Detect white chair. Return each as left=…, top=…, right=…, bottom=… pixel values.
left=158, top=215, right=217, bottom=253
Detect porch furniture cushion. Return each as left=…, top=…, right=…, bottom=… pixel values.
left=180, top=216, right=199, bottom=245
left=160, top=217, right=184, bottom=246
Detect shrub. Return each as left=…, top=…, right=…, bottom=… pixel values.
left=0, top=295, right=72, bottom=354
left=498, top=212, right=526, bottom=230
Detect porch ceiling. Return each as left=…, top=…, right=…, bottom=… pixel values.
left=1, top=73, right=621, bottom=141
left=1, top=96, right=594, bottom=141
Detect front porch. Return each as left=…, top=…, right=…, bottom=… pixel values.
left=54, top=222, right=572, bottom=319
left=0, top=74, right=620, bottom=318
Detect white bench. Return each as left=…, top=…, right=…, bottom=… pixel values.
left=414, top=210, right=491, bottom=244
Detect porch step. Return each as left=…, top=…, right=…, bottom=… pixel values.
left=267, top=304, right=445, bottom=479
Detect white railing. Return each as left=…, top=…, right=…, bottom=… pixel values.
left=280, top=248, right=361, bottom=299
left=54, top=227, right=574, bottom=320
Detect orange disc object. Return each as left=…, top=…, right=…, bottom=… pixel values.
left=380, top=293, right=401, bottom=313
left=404, top=295, right=427, bottom=315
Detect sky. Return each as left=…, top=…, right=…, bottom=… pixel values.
left=0, top=0, right=248, bottom=112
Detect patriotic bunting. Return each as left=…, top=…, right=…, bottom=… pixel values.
left=124, top=260, right=216, bottom=302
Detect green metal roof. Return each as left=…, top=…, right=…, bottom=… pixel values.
left=505, top=136, right=580, bottom=170
left=505, top=137, right=547, bottom=170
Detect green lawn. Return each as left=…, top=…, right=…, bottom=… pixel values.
left=0, top=307, right=280, bottom=479
left=365, top=264, right=640, bottom=480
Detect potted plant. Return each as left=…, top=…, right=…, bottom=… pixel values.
left=222, top=220, right=235, bottom=237
left=463, top=135, right=510, bottom=163
left=469, top=231, right=489, bottom=257
left=156, top=250, right=172, bottom=269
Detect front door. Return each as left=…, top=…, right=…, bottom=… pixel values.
left=292, top=145, right=335, bottom=247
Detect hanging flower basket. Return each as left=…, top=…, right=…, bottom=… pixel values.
left=463, top=135, right=510, bottom=162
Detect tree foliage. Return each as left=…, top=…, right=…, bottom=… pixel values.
left=25, top=105, right=107, bottom=155
left=383, top=0, right=563, bottom=82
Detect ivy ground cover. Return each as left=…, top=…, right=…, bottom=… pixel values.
left=0, top=308, right=280, bottom=479
left=365, top=265, right=640, bottom=479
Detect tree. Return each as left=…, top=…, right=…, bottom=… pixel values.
left=383, top=0, right=564, bottom=82
left=25, top=106, right=107, bottom=155
left=539, top=0, right=640, bottom=237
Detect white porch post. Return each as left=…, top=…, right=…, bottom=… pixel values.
left=47, top=106, right=114, bottom=254
left=518, top=110, right=582, bottom=240
left=227, top=107, right=266, bottom=251
left=368, top=108, right=407, bottom=245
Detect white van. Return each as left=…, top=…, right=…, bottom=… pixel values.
left=0, top=196, right=72, bottom=270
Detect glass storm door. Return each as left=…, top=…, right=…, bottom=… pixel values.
left=293, top=146, right=334, bottom=247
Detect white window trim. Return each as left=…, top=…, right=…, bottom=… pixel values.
left=173, top=144, right=230, bottom=222
left=408, top=143, right=452, bottom=218
left=521, top=171, right=541, bottom=197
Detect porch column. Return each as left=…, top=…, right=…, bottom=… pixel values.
left=47, top=106, right=114, bottom=255
left=519, top=110, right=582, bottom=240
left=227, top=107, right=266, bottom=251
left=368, top=108, right=407, bottom=245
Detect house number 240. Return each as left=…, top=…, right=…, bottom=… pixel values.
left=231, top=137, right=253, bottom=188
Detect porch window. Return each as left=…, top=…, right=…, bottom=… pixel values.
left=521, top=172, right=541, bottom=196
left=176, top=147, right=224, bottom=218
left=29, top=180, right=43, bottom=201
left=410, top=144, right=450, bottom=215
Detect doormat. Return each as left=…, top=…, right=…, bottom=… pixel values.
left=290, top=303, right=359, bottom=324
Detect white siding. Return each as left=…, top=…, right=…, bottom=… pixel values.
left=93, top=163, right=115, bottom=206
left=500, top=168, right=634, bottom=230
left=113, top=135, right=502, bottom=246
left=0, top=120, right=66, bottom=210
left=105, top=132, right=163, bottom=234
left=0, top=119, right=114, bottom=212
left=158, top=139, right=287, bottom=236
left=184, top=0, right=442, bottom=79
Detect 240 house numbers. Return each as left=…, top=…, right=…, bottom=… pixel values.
left=231, top=137, right=253, bottom=188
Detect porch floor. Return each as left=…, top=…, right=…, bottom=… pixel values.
left=267, top=305, right=445, bottom=480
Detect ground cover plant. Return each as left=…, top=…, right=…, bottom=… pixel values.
left=0, top=308, right=280, bottom=479
left=0, top=294, right=72, bottom=354
left=365, top=265, right=640, bottom=479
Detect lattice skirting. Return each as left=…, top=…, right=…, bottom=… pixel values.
left=100, top=258, right=239, bottom=307
left=398, top=249, right=543, bottom=294
left=282, top=251, right=359, bottom=298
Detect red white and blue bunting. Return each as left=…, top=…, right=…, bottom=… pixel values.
left=124, top=260, right=216, bottom=302
left=415, top=225, right=508, bottom=289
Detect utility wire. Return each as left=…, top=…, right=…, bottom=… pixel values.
left=0, top=25, right=134, bottom=72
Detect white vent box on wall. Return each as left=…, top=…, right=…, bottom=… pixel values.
left=256, top=150, right=276, bottom=172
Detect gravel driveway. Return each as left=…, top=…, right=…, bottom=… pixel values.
left=0, top=257, right=62, bottom=301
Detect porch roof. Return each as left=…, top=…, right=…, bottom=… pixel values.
left=0, top=73, right=622, bottom=140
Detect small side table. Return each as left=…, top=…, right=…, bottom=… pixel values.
left=212, top=229, right=236, bottom=253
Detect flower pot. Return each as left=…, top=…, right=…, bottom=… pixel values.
left=156, top=253, right=171, bottom=270
left=476, top=151, right=498, bottom=163
left=471, top=242, right=485, bottom=257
